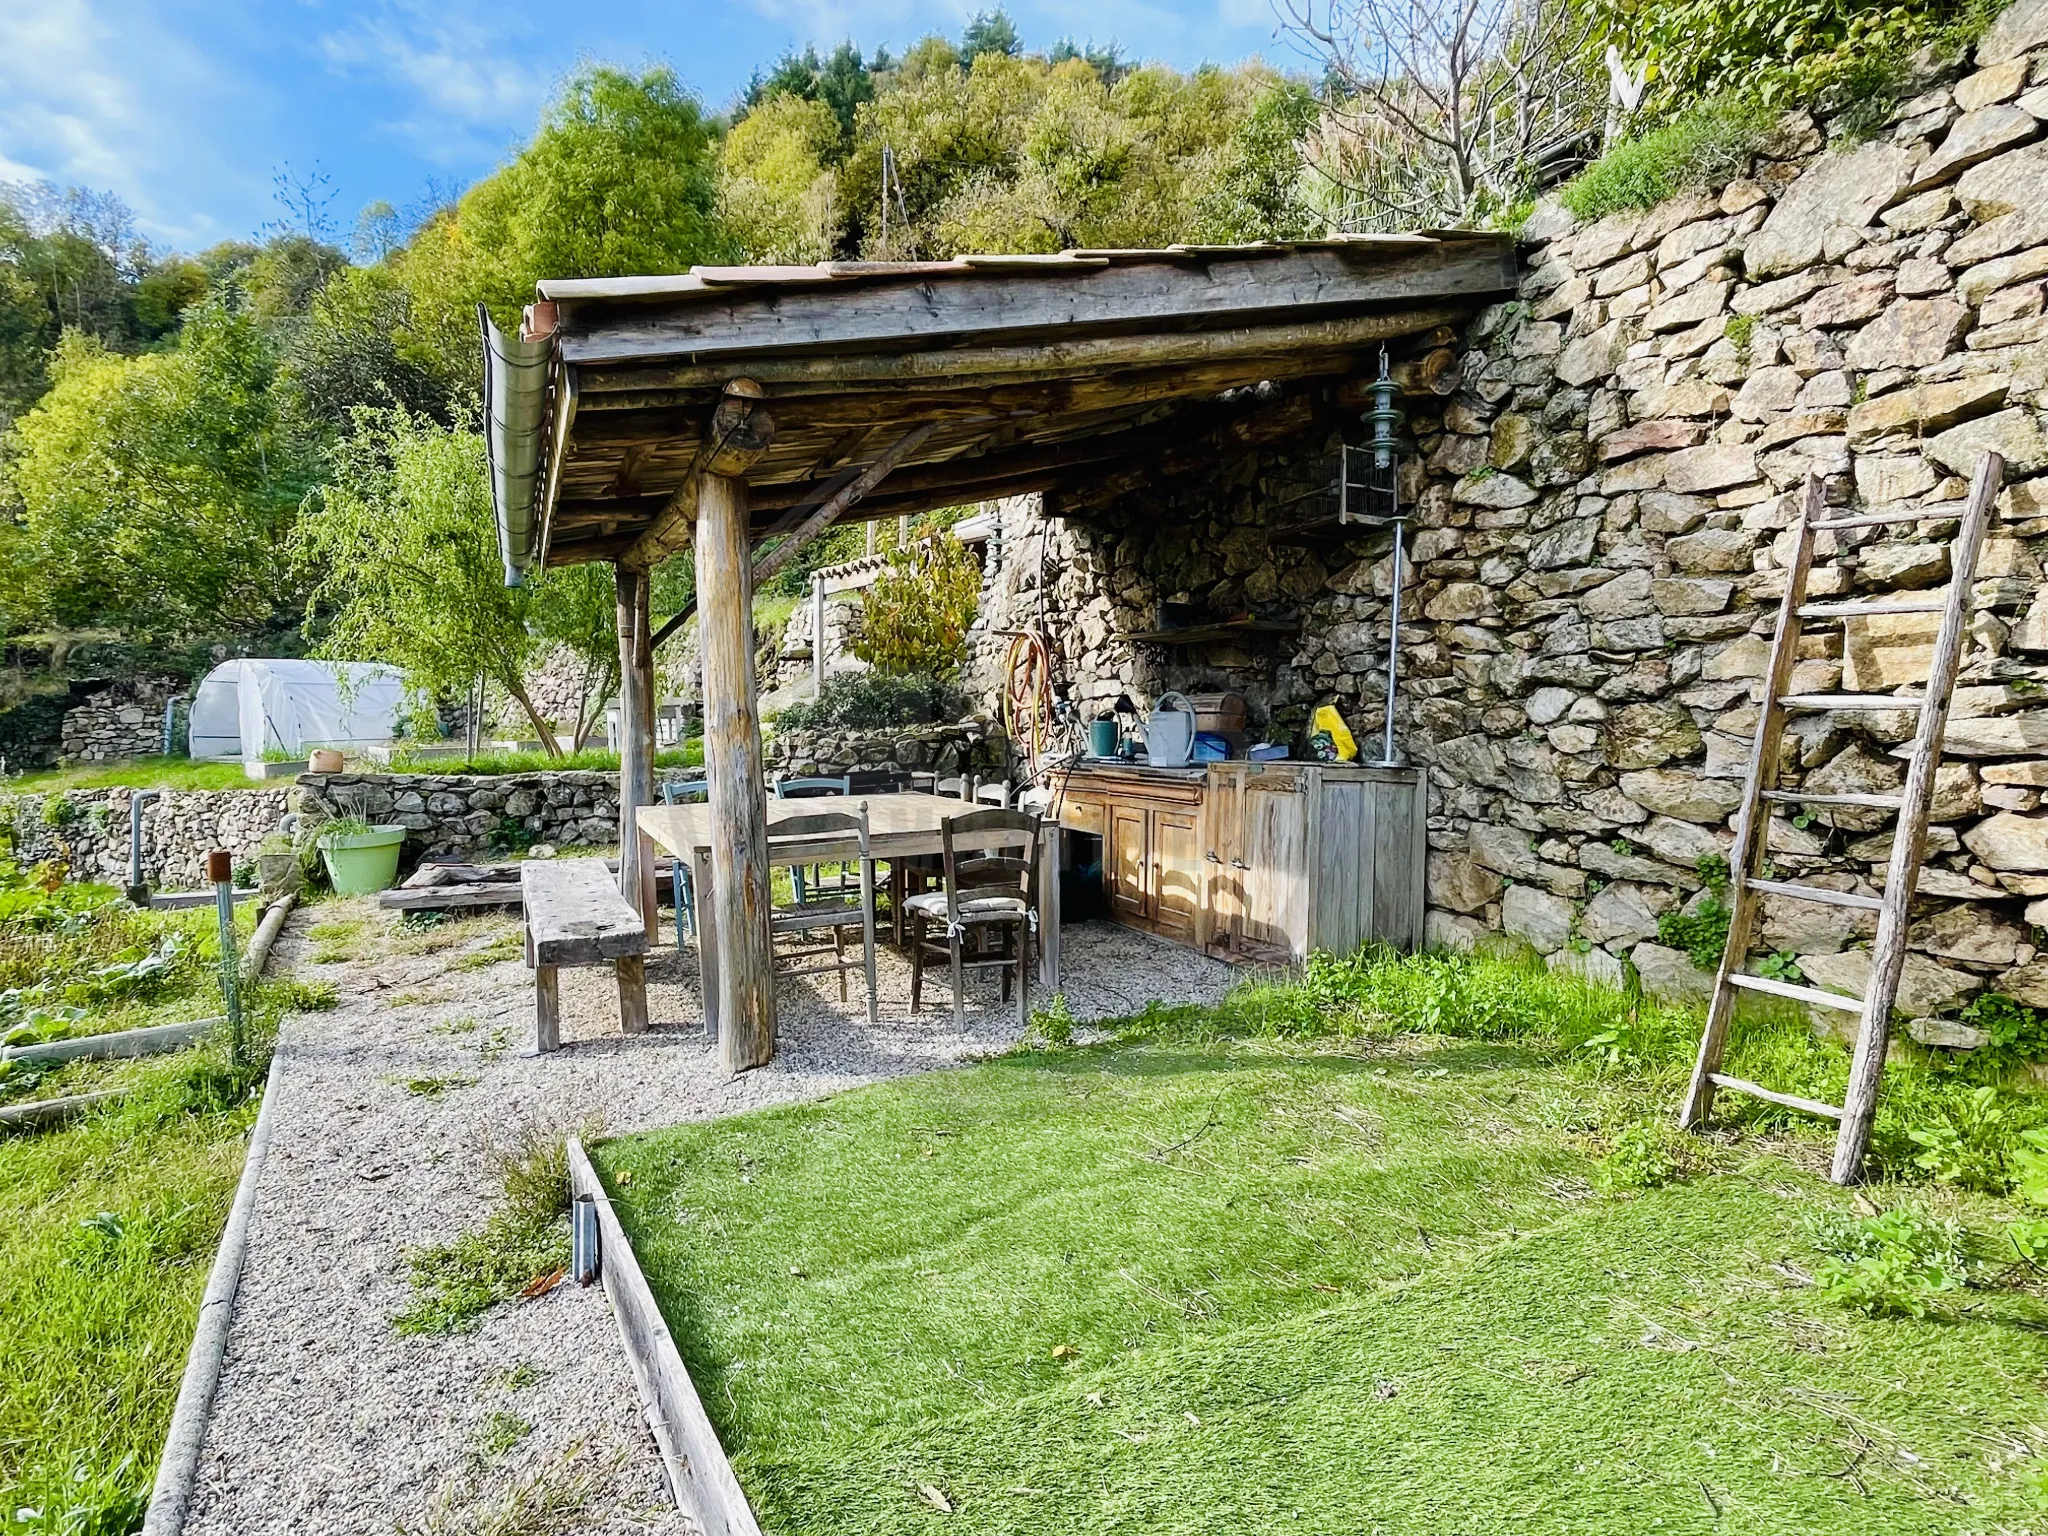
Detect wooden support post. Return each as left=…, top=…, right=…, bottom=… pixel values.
left=698, top=470, right=778, bottom=1070
left=616, top=954, right=649, bottom=1035
left=533, top=965, right=560, bottom=1054
left=811, top=574, right=826, bottom=696
left=615, top=563, right=658, bottom=936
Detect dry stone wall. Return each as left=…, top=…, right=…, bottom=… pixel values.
left=59, top=678, right=179, bottom=764
left=7, top=786, right=292, bottom=889
left=766, top=720, right=1006, bottom=781
left=1408, top=11, right=2048, bottom=1033
left=968, top=6, right=2048, bottom=1042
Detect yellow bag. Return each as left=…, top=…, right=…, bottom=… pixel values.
left=1311, top=705, right=1358, bottom=762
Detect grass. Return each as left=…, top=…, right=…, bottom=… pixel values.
left=595, top=948, right=2048, bottom=1533
left=1559, top=95, right=1776, bottom=224
left=3, top=756, right=257, bottom=795
left=0, top=1028, right=276, bottom=1532
left=383, top=741, right=704, bottom=777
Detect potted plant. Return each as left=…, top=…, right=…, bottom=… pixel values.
left=316, top=816, right=407, bottom=895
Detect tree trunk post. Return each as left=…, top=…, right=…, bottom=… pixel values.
left=697, top=471, right=778, bottom=1070
left=614, top=562, right=657, bottom=935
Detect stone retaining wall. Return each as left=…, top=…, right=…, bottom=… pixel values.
left=5, top=786, right=293, bottom=889
left=967, top=2, right=2048, bottom=1041
left=766, top=721, right=1006, bottom=781
left=60, top=678, right=179, bottom=764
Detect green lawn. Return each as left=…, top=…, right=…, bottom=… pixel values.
left=0, top=1039, right=267, bottom=1532
left=597, top=957, right=2048, bottom=1534
left=5, top=756, right=255, bottom=794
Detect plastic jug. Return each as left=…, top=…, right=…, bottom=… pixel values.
left=1145, top=692, right=1197, bottom=767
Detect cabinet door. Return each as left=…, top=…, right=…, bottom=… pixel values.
left=1107, top=803, right=1150, bottom=922
left=1150, top=807, right=1203, bottom=945
left=1240, top=776, right=1309, bottom=957
left=1203, top=770, right=1244, bottom=954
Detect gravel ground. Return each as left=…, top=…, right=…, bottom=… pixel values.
left=187, top=896, right=1234, bottom=1535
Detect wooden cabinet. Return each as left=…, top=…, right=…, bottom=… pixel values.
left=1056, top=761, right=1425, bottom=962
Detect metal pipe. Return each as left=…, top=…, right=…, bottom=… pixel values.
left=207, top=849, right=244, bottom=1069
left=572, top=1194, right=601, bottom=1284
left=128, top=789, right=163, bottom=906
left=1380, top=519, right=1405, bottom=766
left=161, top=694, right=186, bottom=757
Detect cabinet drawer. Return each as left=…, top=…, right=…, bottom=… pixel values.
left=1060, top=798, right=1106, bottom=835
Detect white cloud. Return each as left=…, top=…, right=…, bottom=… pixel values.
left=321, top=3, right=553, bottom=163
left=0, top=0, right=243, bottom=244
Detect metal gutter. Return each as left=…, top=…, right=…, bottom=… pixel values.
left=480, top=304, right=555, bottom=586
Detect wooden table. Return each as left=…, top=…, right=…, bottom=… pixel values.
left=637, top=793, right=1061, bottom=1039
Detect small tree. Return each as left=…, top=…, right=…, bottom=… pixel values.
left=850, top=533, right=981, bottom=679
left=1281, top=0, right=1602, bottom=228
left=296, top=408, right=560, bottom=752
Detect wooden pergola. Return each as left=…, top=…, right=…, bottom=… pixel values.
left=482, top=236, right=1517, bottom=1068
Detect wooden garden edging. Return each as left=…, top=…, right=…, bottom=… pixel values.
left=566, top=1137, right=765, bottom=1536
left=1, top=1017, right=223, bottom=1067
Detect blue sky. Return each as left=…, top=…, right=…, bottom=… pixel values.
left=0, top=0, right=1299, bottom=252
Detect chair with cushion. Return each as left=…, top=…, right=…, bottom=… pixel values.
left=906, top=808, right=1041, bottom=1027
left=658, top=779, right=708, bottom=951
left=767, top=806, right=879, bottom=1023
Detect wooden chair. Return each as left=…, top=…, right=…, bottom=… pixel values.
left=767, top=806, right=879, bottom=1023
left=659, top=778, right=707, bottom=949
left=774, top=775, right=851, bottom=903
left=906, top=809, right=1041, bottom=1027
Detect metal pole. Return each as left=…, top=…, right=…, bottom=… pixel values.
left=128, top=789, right=163, bottom=906
left=811, top=574, right=826, bottom=696
left=1380, top=518, right=1405, bottom=766
left=207, top=849, right=244, bottom=1069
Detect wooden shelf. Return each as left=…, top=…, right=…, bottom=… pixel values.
left=1124, top=618, right=1300, bottom=645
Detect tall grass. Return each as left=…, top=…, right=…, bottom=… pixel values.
left=1559, top=95, right=1777, bottom=224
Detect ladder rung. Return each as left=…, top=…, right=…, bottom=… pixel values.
left=1744, top=877, right=1882, bottom=911
left=1779, top=693, right=1924, bottom=712
left=1728, top=972, right=1865, bottom=1013
left=1707, top=1073, right=1846, bottom=1120
left=1811, top=509, right=1961, bottom=530
left=1796, top=600, right=1945, bottom=619
left=1759, top=790, right=1903, bottom=809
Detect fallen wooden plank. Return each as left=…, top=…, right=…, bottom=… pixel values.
left=1, top=1017, right=221, bottom=1067
left=378, top=883, right=525, bottom=912
left=0, top=1088, right=125, bottom=1133
left=567, top=1138, right=766, bottom=1536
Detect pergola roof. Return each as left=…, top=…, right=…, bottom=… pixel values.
left=485, top=234, right=1518, bottom=582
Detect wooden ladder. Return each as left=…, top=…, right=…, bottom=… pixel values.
left=1679, top=453, right=2003, bottom=1184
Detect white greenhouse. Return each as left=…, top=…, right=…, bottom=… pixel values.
left=187, top=659, right=407, bottom=762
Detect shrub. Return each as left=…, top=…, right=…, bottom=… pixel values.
left=849, top=534, right=982, bottom=678
left=1910, top=1085, right=2025, bottom=1194
left=1812, top=1204, right=1966, bottom=1319
left=1559, top=95, right=1775, bottom=223
left=1658, top=895, right=1731, bottom=971
left=1595, top=1118, right=1691, bottom=1192
left=774, top=669, right=965, bottom=732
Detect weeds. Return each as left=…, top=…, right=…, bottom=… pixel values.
left=475, top=1411, right=532, bottom=1458
left=1812, top=1205, right=1967, bottom=1319
left=1559, top=95, right=1776, bottom=223
left=400, top=1444, right=611, bottom=1536
left=1594, top=1118, right=1693, bottom=1192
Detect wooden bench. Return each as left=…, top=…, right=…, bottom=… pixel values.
left=521, top=859, right=650, bottom=1053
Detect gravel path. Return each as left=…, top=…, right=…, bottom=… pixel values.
left=187, top=897, right=1234, bottom=1535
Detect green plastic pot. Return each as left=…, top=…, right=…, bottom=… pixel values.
left=319, top=825, right=406, bottom=895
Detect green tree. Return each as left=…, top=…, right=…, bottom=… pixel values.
left=850, top=534, right=982, bottom=678
left=719, top=94, right=846, bottom=263
left=277, top=264, right=455, bottom=433
left=295, top=408, right=561, bottom=750
left=400, top=62, right=730, bottom=365
left=962, top=9, right=1023, bottom=60
left=0, top=300, right=311, bottom=646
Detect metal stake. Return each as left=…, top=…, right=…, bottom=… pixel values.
left=1379, top=517, right=1405, bottom=766
left=207, top=848, right=244, bottom=1068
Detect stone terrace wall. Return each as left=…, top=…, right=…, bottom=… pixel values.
left=1406, top=3, right=2048, bottom=1033
left=7, top=786, right=293, bottom=889
left=59, top=678, right=178, bottom=764
left=766, top=720, right=1006, bottom=781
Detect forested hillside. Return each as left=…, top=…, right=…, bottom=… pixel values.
left=0, top=0, right=2006, bottom=742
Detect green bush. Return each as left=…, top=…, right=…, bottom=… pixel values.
left=1592, top=0, right=2001, bottom=128
left=849, top=534, right=982, bottom=679
left=1910, top=1084, right=2026, bottom=1194
left=1559, top=95, right=1775, bottom=223
left=1812, top=1204, right=1966, bottom=1319
left=1657, top=894, right=1732, bottom=970
left=774, top=669, right=965, bottom=732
